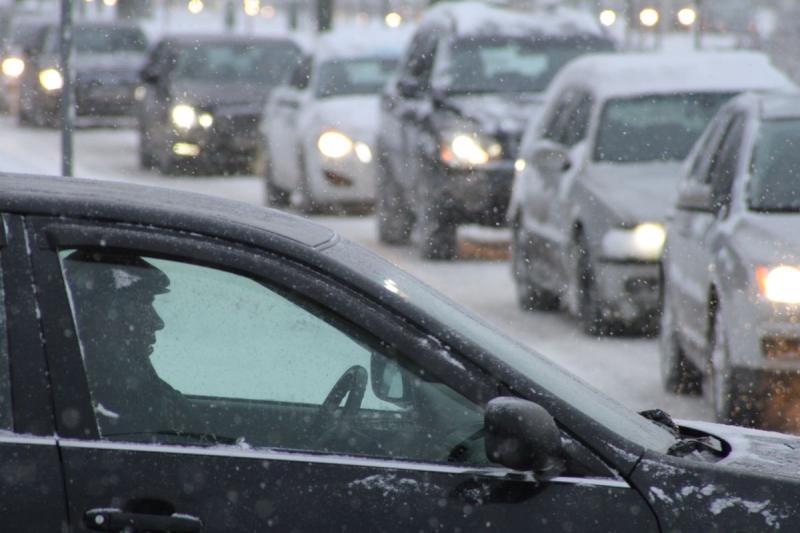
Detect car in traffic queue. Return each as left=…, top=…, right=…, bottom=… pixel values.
left=5, top=175, right=800, bottom=530
left=508, top=52, right=794, bottom=336
left=0, top=16, right=51, bottom=115
left=661, top=91, right=800, bottom=430
left=137, top=34, right=302, bottom=175
left=17, top=21, right=148, bottom=127
left=375, top=1, right=615, bottom=260
left=261, top=26, right=407, bottom=212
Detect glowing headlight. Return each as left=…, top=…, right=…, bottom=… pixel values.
left=38, top=68, right=63, bottom=91
left=514, top=158, right=526, bottom=173
left=440, top=132, right=501, bottom=168
left=757, top=266, right=800, bottom=304
left=318, top=130, right=353, bottom=159
left=601, top=222, right=666, bottom=261
left=198, top=112, right=214, bottom=129
left=171, top=104, right=197, bottom=130
left=354, top=142, right=372, bottom=163
left=2, top=57, right=25, bottom=78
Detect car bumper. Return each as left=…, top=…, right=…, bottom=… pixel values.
left=169, top=115, right=261, bottom=165
left=594, top=260, right=661, bottom=324
left=308, top=153, right=376, bottom=205
left=431, top=161, right=514, bottom=226
left=75, top=84, right=139, bottom=117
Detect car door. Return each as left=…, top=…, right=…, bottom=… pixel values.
left=267, top=56, right=311, bottom=191
left=671, top=112, right=746, bottom=357
left=30, top=216, right=657, bottom=532
left=0, top=214, right=69, bottom=530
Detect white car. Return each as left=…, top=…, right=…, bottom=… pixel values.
left=261, top=26, right=409, bottom=212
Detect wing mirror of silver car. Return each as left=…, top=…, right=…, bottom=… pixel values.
left=676, top=181, right=713, bottom=212
left=485, top=397, right=564, bottom=478
left=532, top=145, right=571, bottom=175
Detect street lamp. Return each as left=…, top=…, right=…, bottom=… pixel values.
left=639, top=7, right=659, bottom=28
left=599, top=9, right=616, bottom=27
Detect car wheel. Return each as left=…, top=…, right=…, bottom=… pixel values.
left=415, top=181, right=457, bottom=261
left=659, top=296, right=702, bottom=394
left=262, top=146, right=290, bottom=207
left=574, top=235, right=609, bottom=336
left=295, top=152, right=323, bottom=215
left=511, top=223, right=559, bottom=311
left=138, top=126, right=156, bottom=170
left=375, top=154, right=413, bottom=244
left=157, top=142, right=181, bottom=176
left=707, top=307, right=757, bottom=426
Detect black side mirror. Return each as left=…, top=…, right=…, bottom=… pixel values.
left=676, top=181, right=713, bottom=212
left=140, top=67, right=160, bottom=85
left=532, top=143, right=571, bottom=175
left=485, top=397, right=564, bottom=477
left=398, top=78, right=421, bottom=99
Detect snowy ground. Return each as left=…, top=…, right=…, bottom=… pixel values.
left=0, top=116, right=713, bottom=422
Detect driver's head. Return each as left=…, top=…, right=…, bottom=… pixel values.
left=62, top=250, right=170, bottom=357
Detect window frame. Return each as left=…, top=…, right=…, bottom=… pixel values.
left=29, top=217, right=498, bottom=445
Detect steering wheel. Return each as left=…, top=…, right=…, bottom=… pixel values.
left=315, top=365, right=368, bottom=447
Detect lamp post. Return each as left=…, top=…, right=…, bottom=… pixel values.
left=60, top=0, right=73, bottom=177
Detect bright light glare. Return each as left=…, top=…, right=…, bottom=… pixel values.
left=677, top=7, right=697, bottom=27
left=355, top=142, right=372, bottom=163
left=639, top=7, right=659, bottom=27
left=261, top=5, right=275, bottom=17
left=2, top=57, right=24, bottom=78
left=758, top=266, right=800, bottom=304
left=451, top=134, right=489, bottom=166
left=385, top=12, right=402, bottom=28
left=38, top=68, right=63, bottom=91
left=173, top=143, right=200, bottom=157
left=198, top=112, right=214, bottom=129
left=243, top=0, right=260, bottom=16
left=102, top=0, right=117, bottom=6
left=171, top=104, right=197, bottom=130
left=632, top=223, right=666, bottom=258
left=514, top=158, right=526, bottom=173
left=187, top=0, right=204, bottom=14
left=599, top=9, right=617, bottom=27
left=318, top=131, right=353, bottom=159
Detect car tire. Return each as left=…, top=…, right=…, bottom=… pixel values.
left=659, top=297, right=702, bottom=394
left=138, top=125, right=157, bottom=170
left=511, top=223, right=559, bottom=311
left=263, top=147, right=290, bottom=207
left=707, top=307, right=757, bottom=426
left=375, top=154, right=413, bottom=245
left=295, top=152, right=323, bottom=215
left=574, top=235, right=609, bottom=336
left=415, top=180, right=457, bottom=261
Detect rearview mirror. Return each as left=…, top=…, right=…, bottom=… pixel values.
left=485, top=397, right=563, bottom=477
left=370, top=353, right=410, bottom=404
left=676, top=181, right=712, bottom=212
left=532, top=144, right=571, bottom=175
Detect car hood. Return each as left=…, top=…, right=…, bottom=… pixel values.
left=728, top=212, right=800, bottom=265
left=171, top=81, right=269, bottom=112
left=584, top=161, right=683, bottom=224
left=681, top=420, right=800, bottom=480
left=441, top=92, right=545, bottom=137
left=74, top=52, right=146, bottom=72
left=310, top=94, right=380, bottom=140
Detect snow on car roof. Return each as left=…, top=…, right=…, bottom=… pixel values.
left=312, top=22, right=412, bottom=62
left=420, top=0, right=606, bottom=39
left=756, top=92, right=800, bottom=120
left=551, top=51, right=795, bottom=100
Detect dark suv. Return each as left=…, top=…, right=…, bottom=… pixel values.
left=375, top=2, right=614, bottom=259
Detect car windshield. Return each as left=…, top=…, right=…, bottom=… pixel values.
left=325, top=240, right=678, bottom=454
left=174, top=41, right=301, bottom=84
left=594, top=93, right=735, bottom=163
left=435, top=36, right=612, bottom=94
left=749, top=119, right=800, bottom=212
left=73, top=27, right=147, bottom=54
left=315, top=57, right=398, bottom=98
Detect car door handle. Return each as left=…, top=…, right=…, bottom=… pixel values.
left=85, top=508, right=203, bottom=532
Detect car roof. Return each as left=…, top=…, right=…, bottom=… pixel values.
left=161, top=34, right=300, bottom=48
left=313, top=23, right=410, bottom=62
left=0, top=175, right=336, bottom=249
left=420, top=0, right=608, bottom=40
left=552, top=51, right=795, bottom=100
left=756, top=92, right=800, bottom=120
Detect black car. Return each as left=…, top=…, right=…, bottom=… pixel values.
left=2, top=174, right=800, bottom=531
left=376, top=2, right=614, bottom=259
left=137, top=35, right=302, bottom=175
left=17, top=21, right=148, bottom=127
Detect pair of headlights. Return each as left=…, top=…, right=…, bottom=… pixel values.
left=171, top=104, right=214, bottom=131
left=440, top=132, right=502, bottom=168
left=2, top=57, right=25, bottom=78
left=317, top=130, right=372, bottom=164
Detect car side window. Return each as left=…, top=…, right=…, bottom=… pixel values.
left=288, top=56, right=312, bottom=90
left=541, top=89, right=575, bottom=144
left=687, top=114, right=729, bottom=183
left=58, top=250, right=488, bottom=465
left=707, top=113, right=746, bottom=211
left=562, top=91, right=593, bottom=147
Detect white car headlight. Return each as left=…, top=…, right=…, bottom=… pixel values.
left=171, top=104, right=197, bottom=130
left=38, top=68, right=63, bottom=91
left=440, top=132, right=501, bottom=168
left=601, top=222, right=666, bottom=262
left=2, top=57, right=25, bottom=78
left=317, top=130, right=353, bottom=159
left=757, top=266, right=800, bottom=304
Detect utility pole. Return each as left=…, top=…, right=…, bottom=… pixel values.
left=694, top=0, right=704, bottom=50
left=317, top=0, right=333, bottom=32
left=60, top=0, right=73, bottom=177
left=288, top=0, right=299, bottom=30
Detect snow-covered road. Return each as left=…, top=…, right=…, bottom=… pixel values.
left=0, top=117, right=712, bottom=422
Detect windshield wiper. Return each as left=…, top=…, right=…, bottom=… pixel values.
left=640, top=409, right=725, bottom=458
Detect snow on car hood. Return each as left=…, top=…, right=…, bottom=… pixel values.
left=171, top=81, right=269, bottom=111
left=308, top=95, right=381, bottom=141
left=584, top=161, right=683, bottom=224
left=444, top=93, right=545, bottom=137
left=680, top=419, right=800, bottom=480
left=728, top=213, right=800, bottom=266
